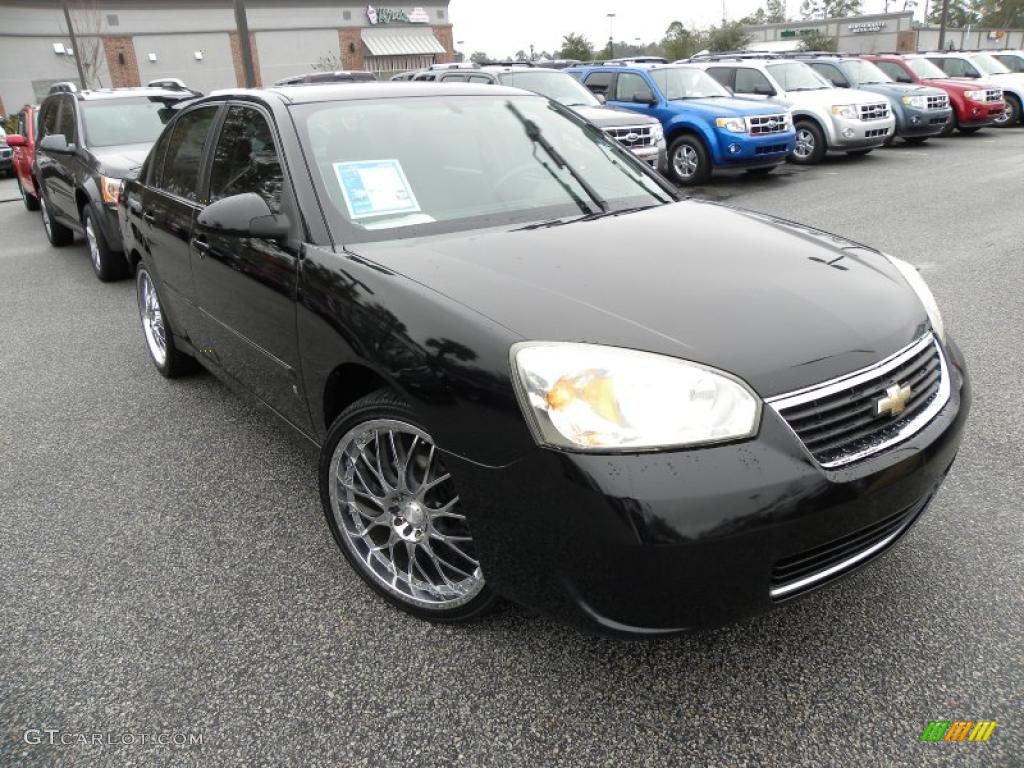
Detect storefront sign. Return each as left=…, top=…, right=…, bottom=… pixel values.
left=366, top=5, right=430, bottom=24
left=848, top=22, right=886, bottom=33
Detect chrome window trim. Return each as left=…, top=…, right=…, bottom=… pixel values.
left=766, top=333, right=950, bottom=469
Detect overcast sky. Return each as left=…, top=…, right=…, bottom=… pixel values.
left=448, top=0, right=907, bottom=57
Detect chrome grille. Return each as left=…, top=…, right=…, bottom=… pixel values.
left=768, top=335, right=949, bottom=468
left=926, top=93, right=949, bottom=110
left=748, top=114, right=789, bottom=135
left=858, top=102, right=890, bottom=121
left=603, top=125, right=657, bottom=148
left=985, top=89, right=1002, bottom=102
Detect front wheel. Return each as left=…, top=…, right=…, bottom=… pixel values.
left=939, top=115, right=957, bottom=137
left=667, top=135, right=711, bottom=186
left=17, top=175, right=40, bottom=211
left=136, top=264, right=198, bottom=378
left=789, top=121, right=826, bottom=165
left=84, top=208, right=127, bottom=282
left=994, top=94, right=1020, bottom=127
left=320, top=390, right=498, bottom=623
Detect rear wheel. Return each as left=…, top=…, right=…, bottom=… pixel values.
left=84, top=208, right=128, bottom=282
left=18, top=175, right=40, bottom=211
left=136, top=264, right=198, bottom=378
left=789, top=120, right=826, bottom=165
left=320, top=390, right=498, bottom=623
left=40, top=194, right=73, bottom=246
left=667, top=135, right=711, bottom=185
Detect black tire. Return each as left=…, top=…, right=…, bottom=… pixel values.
left=904, top=136, right=929, bottom=145
left=83, top=207, right=128, bottom=282
left=939, top=114, right=957, bottom=137
left=40, top=193, right=73, bottom=246
left=958, top=126, right=981, bottom=135
left=17, top=175, right=40, bottom=211
left=135, top=264, right=199, bottom=378
left=995, top=94, right=1020, bottom=127
left=846, top=148, right=873, bottom=157
left=744, top=166, right=775, bottom=177
left=789, top=120, right=827, bottom=165
left=666, top=134, right=712, bottom=185
left=319, top=389, right=499, bottom=624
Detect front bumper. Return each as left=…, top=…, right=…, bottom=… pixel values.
left=897, top=107, right=953, bottom=136
left=828, top=115, right=895, bottom=149
left=715, top=131, right=796, bottom=167
left=450, top=338, right=969, bottom=636
left=628, top=143, right=664, bottom=170
left=958, top=101, right=1004, bottom=127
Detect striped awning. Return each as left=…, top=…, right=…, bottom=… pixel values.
left=361, top=27, right=446, bottom=56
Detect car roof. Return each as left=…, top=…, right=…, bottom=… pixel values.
left=69, top=87, right=197, bottom=101
left=199, top=82, right=531, bottom=106
left=481, top=66, right=561, bottom=74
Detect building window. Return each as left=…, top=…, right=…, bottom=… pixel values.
left=343, top=10, right=351, bottom=20
left=106, top=13, right=119, bottom=26
left=437, top=9, right=445, bottom=18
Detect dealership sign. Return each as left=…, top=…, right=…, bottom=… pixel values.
left=366, top=5, right=430, bottom=24
left=848, top=21, right=887, bottom=33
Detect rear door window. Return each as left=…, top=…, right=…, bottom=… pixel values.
left=155, top=106, right=219, bottom=201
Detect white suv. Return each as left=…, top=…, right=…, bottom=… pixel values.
left=688, top=57, right=896, bottom=164
left=927, top=51, right=1024, bottom=127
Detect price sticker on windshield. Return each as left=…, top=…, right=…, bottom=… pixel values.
left=334, top=159, right=421, bottom=219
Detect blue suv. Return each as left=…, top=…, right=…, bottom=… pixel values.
left=569, top=64, right=796, bottom=185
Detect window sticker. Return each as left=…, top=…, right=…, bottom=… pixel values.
left=333, top=159, right=421, bottom=219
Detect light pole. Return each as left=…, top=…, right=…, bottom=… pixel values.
left=606, top=13, right=616, bottom=59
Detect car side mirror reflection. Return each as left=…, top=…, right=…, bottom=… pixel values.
left=39, top=134, right=72, bottom=153
left=197, top=192, right=290, bottom=240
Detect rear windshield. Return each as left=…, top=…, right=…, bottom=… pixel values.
left=293, top=95, right=671, bottom=244
left=81, top=97, right=173, bottom=148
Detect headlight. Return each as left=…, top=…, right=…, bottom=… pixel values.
left=715, top=116, right=747, bottom=132
left=884, top=254, right=945, bottom=343
left=831, top=104, right=859, bottom=119
left=511, top=343, right=761, bottom=451
left=964, top=89, right=989, bottom=101
left=901, top=94, right=928, bottom=109
left=99, top=175, right=123, bottom=204
left=650, top=123, right=665, bottom=143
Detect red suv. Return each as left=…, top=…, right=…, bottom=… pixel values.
left=6, top=105, right=40, bottom=210
left=863, top=54, right=1005, bottom=135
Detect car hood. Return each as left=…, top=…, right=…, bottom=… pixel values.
left=570, top=105, right=660, bottom=127
left=921, top=77, right=999, bottom=93
left=90, top=143, right=152, bottom=177
left=980, top=71, right=1024, bottom=93
left=345, top=202, right=928, bottom=397
left=783, top=86, right=888, bottom=107
left=855, top=82, right=945, bottom=98
left=670, top=97, right=786, bottom=117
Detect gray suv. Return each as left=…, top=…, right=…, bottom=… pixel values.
left=413, top=66, right=666, bottom=170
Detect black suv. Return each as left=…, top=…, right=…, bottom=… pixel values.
left=33, top=82, right=198, bottom=281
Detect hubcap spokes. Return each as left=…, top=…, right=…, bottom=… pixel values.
left=328, top=419, right=484, bottom=609
left=139, top=272, right=167, bottom=365
left=673, top=146, right=698, bottom=178
left=795, top=129, right=814, bottom=158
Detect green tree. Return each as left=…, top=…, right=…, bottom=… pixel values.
left=741, top=8, right=768, bottom=23
left=799, top=30, right=839, bottom=50
left=927, top=0, right=983, bottom=25
left=514, top=49, right=527, bottom=61
left=469, top=51, right=489, bottom=64
left=704, top=21, right=753, bottom=52
left=766, top=0, right=789, bottom=22
left=559, top=32, right=594, bottom=61
left=662, top=21, right=702, bottom=61
left=800, top=0, right=862, bottom=18
left=979, top=0, right=1024, bottom=26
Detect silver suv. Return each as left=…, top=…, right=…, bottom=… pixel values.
left=689, top=56, right=896, bottom=164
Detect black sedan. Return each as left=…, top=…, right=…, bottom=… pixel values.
left=119, top=83, right=968, bottom=635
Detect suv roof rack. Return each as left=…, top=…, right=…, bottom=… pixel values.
left=687, top=51, right=781, bottom=62
left=428, top=61, right=479, bottom=70
left=482, top=59, right=534, bottom=67
left=48, top=81, right=78, bottom=94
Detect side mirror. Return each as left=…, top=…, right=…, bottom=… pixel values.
left=753, top=85, right=776, bottom=96
left=595, top=92, right=606, bottom=104
left=39, top=133, right=72, bottom=153
left=197, top=193, right=290, bottom=240
left=5, top=134, right=26, bottom=147
left=835, top=81, right=850, bottom=88
left=898, top=74, right=912, bottom=83
left=632, top=91, right=657, bottom=105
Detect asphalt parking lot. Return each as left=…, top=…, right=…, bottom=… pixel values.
left=1, top=131, right=1022, bottom=768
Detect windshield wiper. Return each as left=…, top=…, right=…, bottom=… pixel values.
left=506, top=101, right=608, bottom=214
left=515, top=205, right=658, bottom=231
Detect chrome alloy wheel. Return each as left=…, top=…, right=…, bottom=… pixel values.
left=672, top=144, right=699, bottom=179
left=794, top=128, right=815, bottom=159
left=328, top=419, right=485, bottom=609
left=85, top=217, right=101, bottom=271
left=138, top=270, right=168, bottom=366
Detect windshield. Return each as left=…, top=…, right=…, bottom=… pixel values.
left=969, top=53, right=1011, bottom=75
left=496, top=71, right=600, bottom=107
left=906, top=58, right=948, bottom=79
left=649, top=67, right=731, bottom=99
left=844, top=59, right=892, bottom=84
left=81, top=97, right=173, bottom=148
left=295, top=95, right=671, bottom=244
left=766, top=62, right=831, bottom=91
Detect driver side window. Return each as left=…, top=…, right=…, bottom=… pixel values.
left=208, top=105, right=284, bottom=214
left=734, top=68, right=772, bottom=95
left=810, top=63, right=848, bottom=87
left=614, top=73, right=653, bottom=102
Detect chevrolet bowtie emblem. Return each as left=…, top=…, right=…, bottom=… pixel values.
left=877, top=383, right=912, bottom=418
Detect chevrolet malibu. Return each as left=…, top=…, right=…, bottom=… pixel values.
left=119, top=83, right=968, bottom=635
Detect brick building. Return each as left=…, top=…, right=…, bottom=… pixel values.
left=0, top=0, right=455, bottom=110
